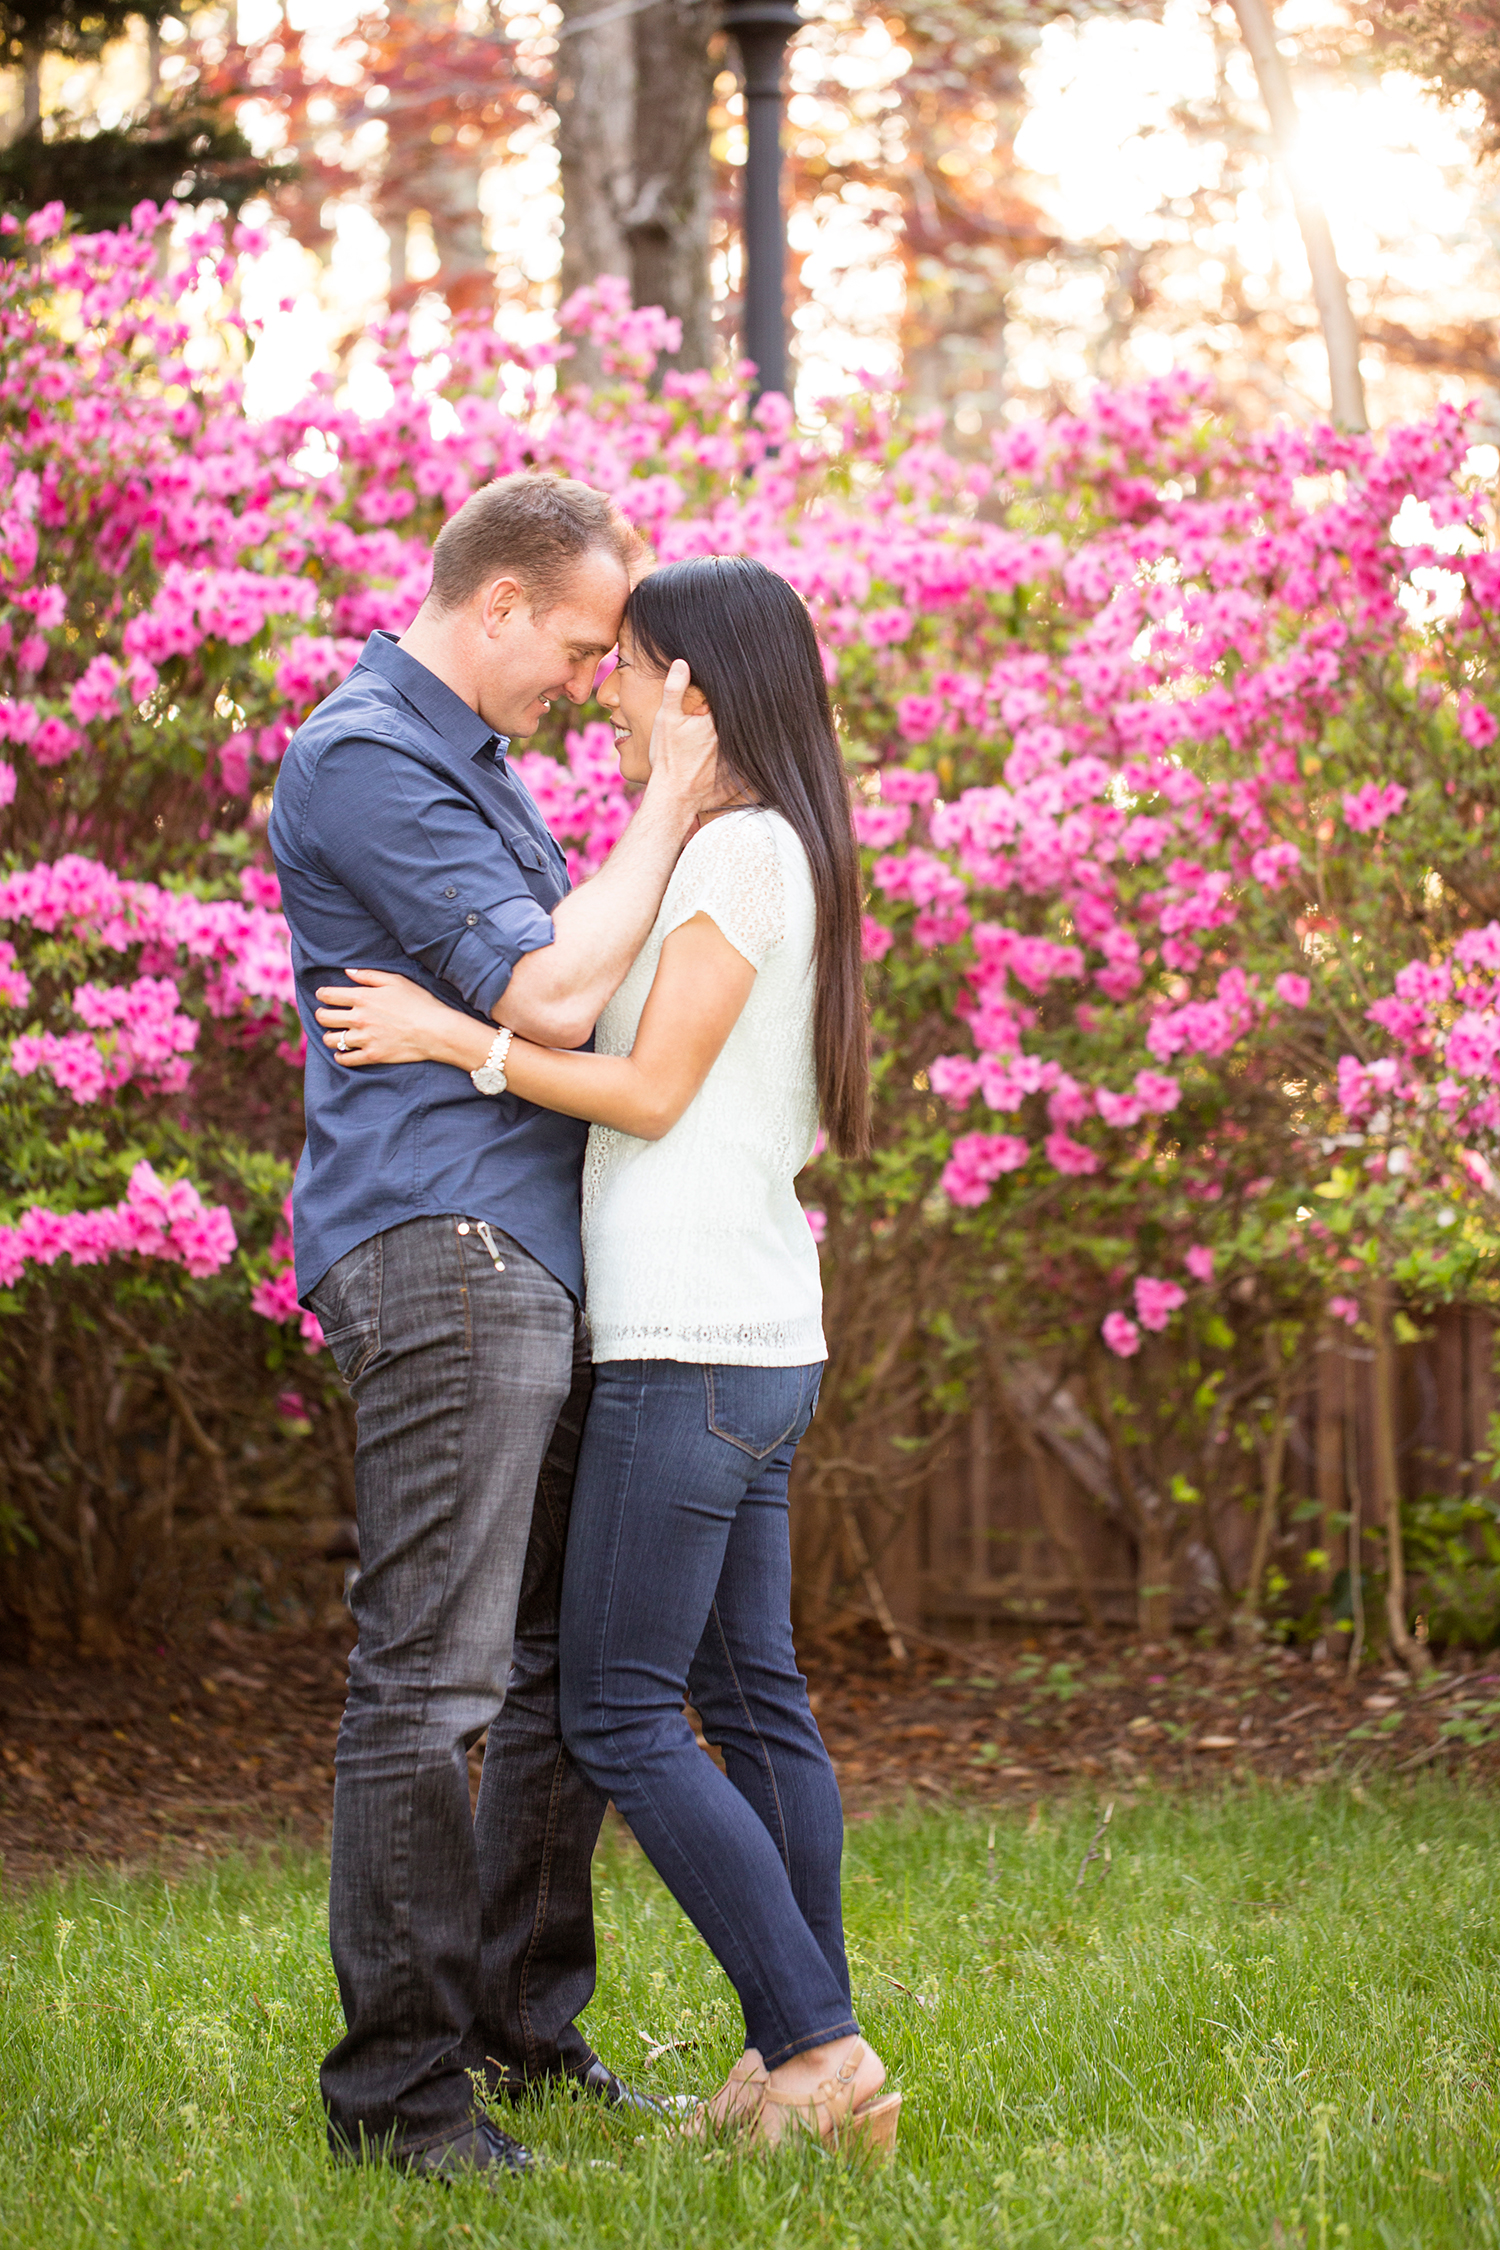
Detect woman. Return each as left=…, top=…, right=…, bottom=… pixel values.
left=312, top=555, right=898, bottom=2156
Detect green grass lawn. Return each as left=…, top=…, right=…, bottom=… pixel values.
left=0, top=1783, right=1496, bottom=2248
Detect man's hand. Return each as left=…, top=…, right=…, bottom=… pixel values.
left=646, top=659, right=719, bottom=808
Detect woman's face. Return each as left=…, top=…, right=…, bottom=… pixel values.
left=595, top=627, right=708, bottom=786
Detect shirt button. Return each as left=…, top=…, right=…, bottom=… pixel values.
left=465, top=912, right=478, bottom=926
left=444, top=886, right=457, bottom=899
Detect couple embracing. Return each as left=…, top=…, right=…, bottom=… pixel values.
left=269, top=472, right=899, bottom=2182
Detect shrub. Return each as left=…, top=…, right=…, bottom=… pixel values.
left=3, top=207, right=1500, bottom=1649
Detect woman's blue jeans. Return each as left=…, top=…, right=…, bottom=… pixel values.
left=559, top=1358, right=859, bottom=2069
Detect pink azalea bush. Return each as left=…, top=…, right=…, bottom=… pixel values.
left=0, top=1160, right=234, bottom=1284
left=4, top=206, right=1500, bottom=1637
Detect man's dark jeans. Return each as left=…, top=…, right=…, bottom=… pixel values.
left=308, top=1215, right=607, bottom=2158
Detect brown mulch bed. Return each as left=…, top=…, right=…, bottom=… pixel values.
left=3, top=1617, right=1497, bottom=1889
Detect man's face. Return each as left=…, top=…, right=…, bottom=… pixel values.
left=473, top=547, right=629, bottom=737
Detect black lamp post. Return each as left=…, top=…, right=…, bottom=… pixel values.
left=724, top=0, right=802, bottom=399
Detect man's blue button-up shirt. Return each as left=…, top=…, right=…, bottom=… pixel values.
left=268, top=630, right=589, bottom=1302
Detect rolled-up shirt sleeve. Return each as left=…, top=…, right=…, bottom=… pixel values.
left=300, top=735, right=555, bottom=1016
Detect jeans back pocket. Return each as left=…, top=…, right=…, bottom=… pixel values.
left=704, top=1363, right=820, bottom=1461
left=306, top=1233, right=383, bottom=1383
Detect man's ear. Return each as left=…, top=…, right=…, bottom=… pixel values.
left=479, top=575, right=526, bottom=635
left=681, top=682, right=711, bottom=716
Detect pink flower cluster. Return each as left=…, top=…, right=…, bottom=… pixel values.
left=9, top=975, right=198, bottom=1102
left=1099, top=1276, right=1189, bottom=1355
left=0, top=1162, right=236, bottom=1288
left=248, top=1199, right=324, bottom=1349
left=0, top=939, right=31, bottom=1009
left=1342, top=781, right=1408, bottom=833
left=1315, top=920, right=1500, bottom=1150
left=0, top=857, right=295, bottom=1050
left=1101, top=1311, right=1141, bottom=1358
left=940, top=1130, right=1030, bottom=1206
left=1134, top=1275, right=1187, bottom=1331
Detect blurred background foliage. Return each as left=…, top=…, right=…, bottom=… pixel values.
left=5, top=2, right=1500, bottom=437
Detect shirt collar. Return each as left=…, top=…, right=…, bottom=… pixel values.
left=357, top=631, right=510, bottom=766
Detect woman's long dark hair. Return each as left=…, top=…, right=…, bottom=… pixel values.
left=624, top=555, right=870, bottom=1158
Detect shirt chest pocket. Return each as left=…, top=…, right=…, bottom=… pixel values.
left=499, top=824, right=564, bottom=904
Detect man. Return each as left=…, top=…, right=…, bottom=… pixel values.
left=268, top=474, right=717, bottom=2180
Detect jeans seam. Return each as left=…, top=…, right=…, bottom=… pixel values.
left=509, top=1305, right=589, bottom=2078
left=704, top=1597, right=793, bottom=1879
left=452, top=1217, right=473, bottom=1353
left=357, top=1231, right=387, bottom=1381
left=514, top=1739, right=569, bottom=2074
left=384, top=1223, right=474, bottom=2039
left=612, top=1751, right=811, bottom=2056
left=587, top=1365, right=648, bottom=1724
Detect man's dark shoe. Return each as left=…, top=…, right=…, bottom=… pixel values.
left=488, top=2056, right=676, bottom=2116
left=574, top=2059, right=669, bottom=2115
left=406, top=2118, right=534, bottom=2182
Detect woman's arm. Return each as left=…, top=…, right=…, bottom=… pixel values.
left=314, top=917, right=755, bottom=1141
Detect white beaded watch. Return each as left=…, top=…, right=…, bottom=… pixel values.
left=470, top=1028, right=514, bottom=1096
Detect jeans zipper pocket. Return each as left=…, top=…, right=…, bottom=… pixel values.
left=474, top=1221, right=506, bottom=1274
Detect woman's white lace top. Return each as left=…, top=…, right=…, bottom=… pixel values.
left=582, top=807, right=826, bottom=1367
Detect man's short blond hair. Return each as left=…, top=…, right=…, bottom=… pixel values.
left=427, top=473, right=641, bottom=616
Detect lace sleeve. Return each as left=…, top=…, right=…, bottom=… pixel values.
left=659, top=811, right=787, bottom=969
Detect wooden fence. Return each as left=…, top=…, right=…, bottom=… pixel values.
left=870, top=1309, right=1497, bottom=1640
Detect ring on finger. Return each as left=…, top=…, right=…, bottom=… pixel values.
left=337, top=1030, right=349, bottom=1054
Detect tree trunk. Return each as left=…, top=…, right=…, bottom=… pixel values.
left=1136, top=1516, right=1173, bottom=1638
left=1228, top=0, right=1367, bottom=431
left=1345, top=1364, right=1367, bottom=1677
left=1369, top=1276, right=1428, bottom=1675
left=626, top=1, right=716, bottom=371
left=555, top=0, right=636, bottom=384
left=426, top=154, right=491, bottom=314
left=374, top=4, right=493, bottom=316
left=967, top=1398, right=991, bottom=1586
left=1081, top=1351, right=1174, bottom=1634
left=555, top=0, right=715, bottom=382
left=991, top=1359, right=1103, bottom=1631
left=1234, top=1340, right=1291, bottom=1646
left=1315, top=1329, right=1345, bottom=1619
left=1031, top=1442, right=1103, bottom=1633
left=387, top=208, right=409, bottom=299
left=22, top=42, right=42, bottom=133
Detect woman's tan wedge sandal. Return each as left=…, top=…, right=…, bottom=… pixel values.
left=745, top=2041, right=901, bottom=2159
left=683, top=2050, right=771, bottom=2140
